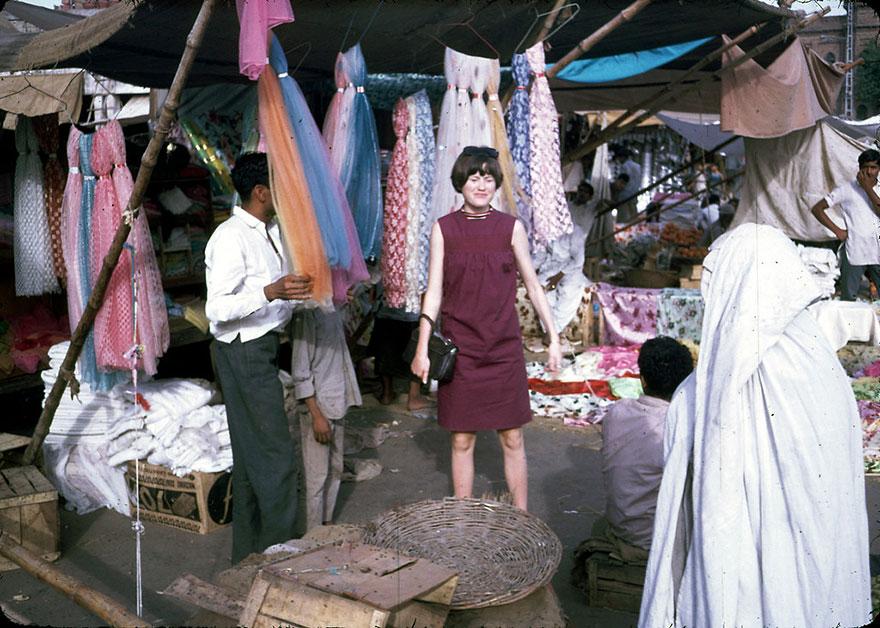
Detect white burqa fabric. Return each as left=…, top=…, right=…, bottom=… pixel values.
left=639, top=224, right=871, bottom=628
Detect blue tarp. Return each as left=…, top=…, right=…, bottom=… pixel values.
left=550, top=37, right=713, bottom=84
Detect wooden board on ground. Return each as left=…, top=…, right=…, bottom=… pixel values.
left=239, top=542, right=458, bottom=628
left=0, top=465, right=59, bottom=571
left=161, top=574, right=244, bottom=620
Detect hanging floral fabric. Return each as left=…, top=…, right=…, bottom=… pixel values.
left=506, top=52, right=533, bottom=234
left=267, top=35, right=368, bottom=303
left=322, top=44, right=383, bottom=260
left=14, top=117, right=59, bottom=297
left=381, top=98, right=410, bottom=309
left=32, top=113, right=66, bottom=283
left=235, top=0, right=294, bottom=80
left=405, top=90, right=435, bottom=314
left=487, top=58, right=528, bottom=221
left=469, top=56, right=493, bottom=147
left=431, top=48, right=466, bottom=223
left=258, top=67, right=333, bottom=305
left=526, top=42, right=572, bottom=245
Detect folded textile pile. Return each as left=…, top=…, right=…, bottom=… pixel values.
left=797, top=244, right=839, bottom=297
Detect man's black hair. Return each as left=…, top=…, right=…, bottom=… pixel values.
left=231, top=152, right=269, bottom=202
left=579, top=181, right=594, bottom=194
left=616, top=173, right=630, bottom=183
left=858, top=148, right=880, bottom=168
left=708, top=193, right=721, bottom=205
left=638, top=336, right=694, bottom=399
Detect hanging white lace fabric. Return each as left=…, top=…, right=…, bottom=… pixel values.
left=405, top=90, right=435, bottom=314
left=431, top=48, right=468, bottom=223
left=14, top=117, right=59, bottom=296
left=469, top=55, right=493, bottom=147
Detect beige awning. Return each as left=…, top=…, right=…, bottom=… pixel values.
left=0, top=69, right=83, bottom=121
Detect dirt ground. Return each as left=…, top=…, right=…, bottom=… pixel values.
left=0, top=388, right=878, bottom=626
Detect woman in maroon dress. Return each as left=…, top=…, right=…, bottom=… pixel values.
left=411, top=147, right=562, bottom=510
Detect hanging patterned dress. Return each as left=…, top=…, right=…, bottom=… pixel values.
left=506, top=52, right=533, bottom=237
left=526, top=42, right=571, bottom=245
left=405, top=90, right=435, bottom=314
left=14, top=117, right=59, bottom=296
left=381, top=98, right=410, bottom=309
left=33, top=113, right=66, bottom=283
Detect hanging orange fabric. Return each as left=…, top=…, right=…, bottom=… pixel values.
left=258, top=68, right=332, bottom=303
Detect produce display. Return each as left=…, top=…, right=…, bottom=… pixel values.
left=660, top=223, right=702, bottom=245
left=676, top=246, right=709, bottom=260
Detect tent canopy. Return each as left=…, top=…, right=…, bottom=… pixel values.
left=0, top=0, right=796, bottom=89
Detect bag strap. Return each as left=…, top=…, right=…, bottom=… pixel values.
left=419, top=313, right=436, bottom=330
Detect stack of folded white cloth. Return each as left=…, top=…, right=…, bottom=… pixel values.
left=797, top=245, right=839, bottom=298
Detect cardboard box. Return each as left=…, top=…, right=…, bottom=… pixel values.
left=0, top=465, right=60, bottom=570
left=125, top=461, right=232, bottom=534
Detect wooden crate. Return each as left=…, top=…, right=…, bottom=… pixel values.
left=585, top=554, right=646, bottom=613
left=125, top=461, right=232, bottom=534
left=239, top=542, right=458, bottom=628
left=0, top=466, right=59, bottom=571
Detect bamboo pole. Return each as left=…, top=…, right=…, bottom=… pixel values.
left=592, top=135, right=739, bottom=219
left=0, top=532, right=150, bottom=627
left=569, top=22, right=767, bottom=162
left=586, top=171, right=742, bottom=249
left=22, top=0, right=218, bottom=465
left=566, top=8, right=830, bottom=163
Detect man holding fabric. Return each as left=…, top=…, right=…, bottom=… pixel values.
left=205, top=152, right=312, bottom=563
left=811, top=148, right=880, bottom=300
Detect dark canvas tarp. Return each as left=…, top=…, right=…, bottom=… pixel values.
left=0, top=0, right=795, bottom=89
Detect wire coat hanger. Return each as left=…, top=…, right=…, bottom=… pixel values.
left=514, top=3, right=580, bottom=54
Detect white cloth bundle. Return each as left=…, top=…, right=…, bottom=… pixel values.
left=797, top=243, right=839, bottom=298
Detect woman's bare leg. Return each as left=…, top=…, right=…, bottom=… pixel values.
left=450, top=431, right=477, bottom=498
left=498, top=427, right=528, bottom=510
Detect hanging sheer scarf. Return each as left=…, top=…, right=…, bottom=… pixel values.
left=14, top=117, right=59, bottom=297
left=381, top=98, right=410, bottom=309
left=526, top=42, right=571, bottom=245
left=431, top=48, right=465, bottom=224
left=506, top=52, right=533, bottom=236
left=469, top=56, right=493, bottom=147
left=405, top=90, right=435, bottom=314
left=258, top=68, right=333, bottom=305
left=33, top=113, right=66, bottom=283
left=322, top=44, right=383, bottom=260
left=639, top=224, right=871, bottom=627
left=235, top=0, right=294, bottom=80
left=487, top=58, right=528, bottom=221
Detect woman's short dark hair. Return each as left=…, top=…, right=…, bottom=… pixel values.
left=858, top=149, right=880, bottom=167
left=232, top=152, right=269, bottom=201
left=638, top=336, right=694, bottom=398
left=450, top=148, right=503, bottom=193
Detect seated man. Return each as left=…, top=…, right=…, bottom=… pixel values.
left=600, top=336, right=693, bottom=555
left=698, top=202, right=735, bottom=247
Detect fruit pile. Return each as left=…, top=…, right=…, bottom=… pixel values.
left=660, top=223, right=701, bottom=246
left=676, top=246, right=709, bottom=260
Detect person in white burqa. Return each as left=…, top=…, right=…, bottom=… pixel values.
left=639, top=224, right=871, bottom=628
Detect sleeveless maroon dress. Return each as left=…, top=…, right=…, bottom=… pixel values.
left=436, top=210, right=532, bottom=432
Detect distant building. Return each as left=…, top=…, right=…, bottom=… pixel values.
left=799, top=5, right=880, bottom=119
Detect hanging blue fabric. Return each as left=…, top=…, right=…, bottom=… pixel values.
left=550, top=37, right=713, bottom=84
left=506, top=52, right=532, bottom=239
left=339, top=43, right=384, bottom=261
left=268, top=35, right=351, bottom=269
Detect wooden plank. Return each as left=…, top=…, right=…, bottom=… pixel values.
left=0, top=550, right=60, bottom=572
left=0, top=503, right=21, bottom=544
left=388, top=599, right=449, bottom=628
left=414, top=575, right=458, bottom=605
left=0, top=434, right=31, bottom=453
left=258, top=578, right=389, bottom=628
left=348, top=547, right=417, bottom=577
left=20, top=466, right=56, bottom=496
left=161, top=574, right=244, bottom=620
left=2, top=468, right=31, bottom=498
left=238, top=572, right=271, bottom=627
left=20, top=502, right=58, bottom=556
left=0, top=476, right=15, bottom=501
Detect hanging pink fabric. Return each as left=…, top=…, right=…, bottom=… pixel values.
left=526, top=42, right=572, bottom=245
left=235, top=0, right=294, bottom=80
left=61, top=128, right=83, bottom=332
left=380, top=98, right=410, bottom=309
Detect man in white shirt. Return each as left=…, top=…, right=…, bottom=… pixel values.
left=811, top=148, right=880, bottom=301
left=613, top=148, right=641, bottom=223
left=205, top=153, right=312, bottom=563
left=697, top=193, right=721, bottom=231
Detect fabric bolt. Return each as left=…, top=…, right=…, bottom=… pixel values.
left=14, top=117, right=59, bottom=297
left=530, top=389, right=612, bottom=424
left=656, top=288, right=704, bottom=343
left=469, top=55, right=493, bottom=147
left=61, top=127, right=84, bottom=333
left=852, top=377, right=880, bottom=402
left=32, top=113, right=66, bottom=282
left=487, top=58, right=528, bottom=221
left=593, top=344, right=641, bottom=378
left=235, top=0, right=294, bottom=80
left=404, top=90, right=435, bottom=313
left=721, top=36, right=844, bottom=139
left=506, top=51, right=533, bottom=233
left=608, top=377, right=643, bottom=399
left=526, top=42, right=571, bottom=245
left=258, top=68, right=333, bottom=304
left=639, top=224, right=871, bottom=628
left=381, top=98, right=410, bottom=309
left=437, top=210, right=531, bottom=431
left=594, top=283, right=659, bottom=345
left=430, top=48, right=468, bottom=229
left=807, top=299, right=880, bottom=350
left=322, top=52, right=349, bottom=170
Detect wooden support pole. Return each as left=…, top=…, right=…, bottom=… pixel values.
left=593, top=135, right=739, bottom=219
left=0, top=532, right=150, bottom=627
left=546, top=0, right=652, bottom=80
left=22, top=0, right=218, bottom=465
left=586, top=171, right=742, bottom=249
left=566, top=8, right=829, bottom=163
left=570, top=22, right=767, bottom=162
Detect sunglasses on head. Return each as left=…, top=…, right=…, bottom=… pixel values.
left=462, top=146, right=499, bottom=159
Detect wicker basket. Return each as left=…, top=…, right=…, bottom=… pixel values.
left=363, top=497, right=562, bottom=609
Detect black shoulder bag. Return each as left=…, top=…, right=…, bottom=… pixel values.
left=403, top=314, right=458, bottom=382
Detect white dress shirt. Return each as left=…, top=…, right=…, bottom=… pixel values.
left=825, top=180, right=880, bottom=266
left=205, top=206, right=294, bottom=343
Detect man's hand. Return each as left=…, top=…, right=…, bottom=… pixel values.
left=264, top=274, right=313, bottom=301
left=836, top=227, right=849, bottom=242
left=311, top=409, right=332, bottom=445
left=545, top=271, right=564, bottom=291
left=857, top=168, right=878, bottom=192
